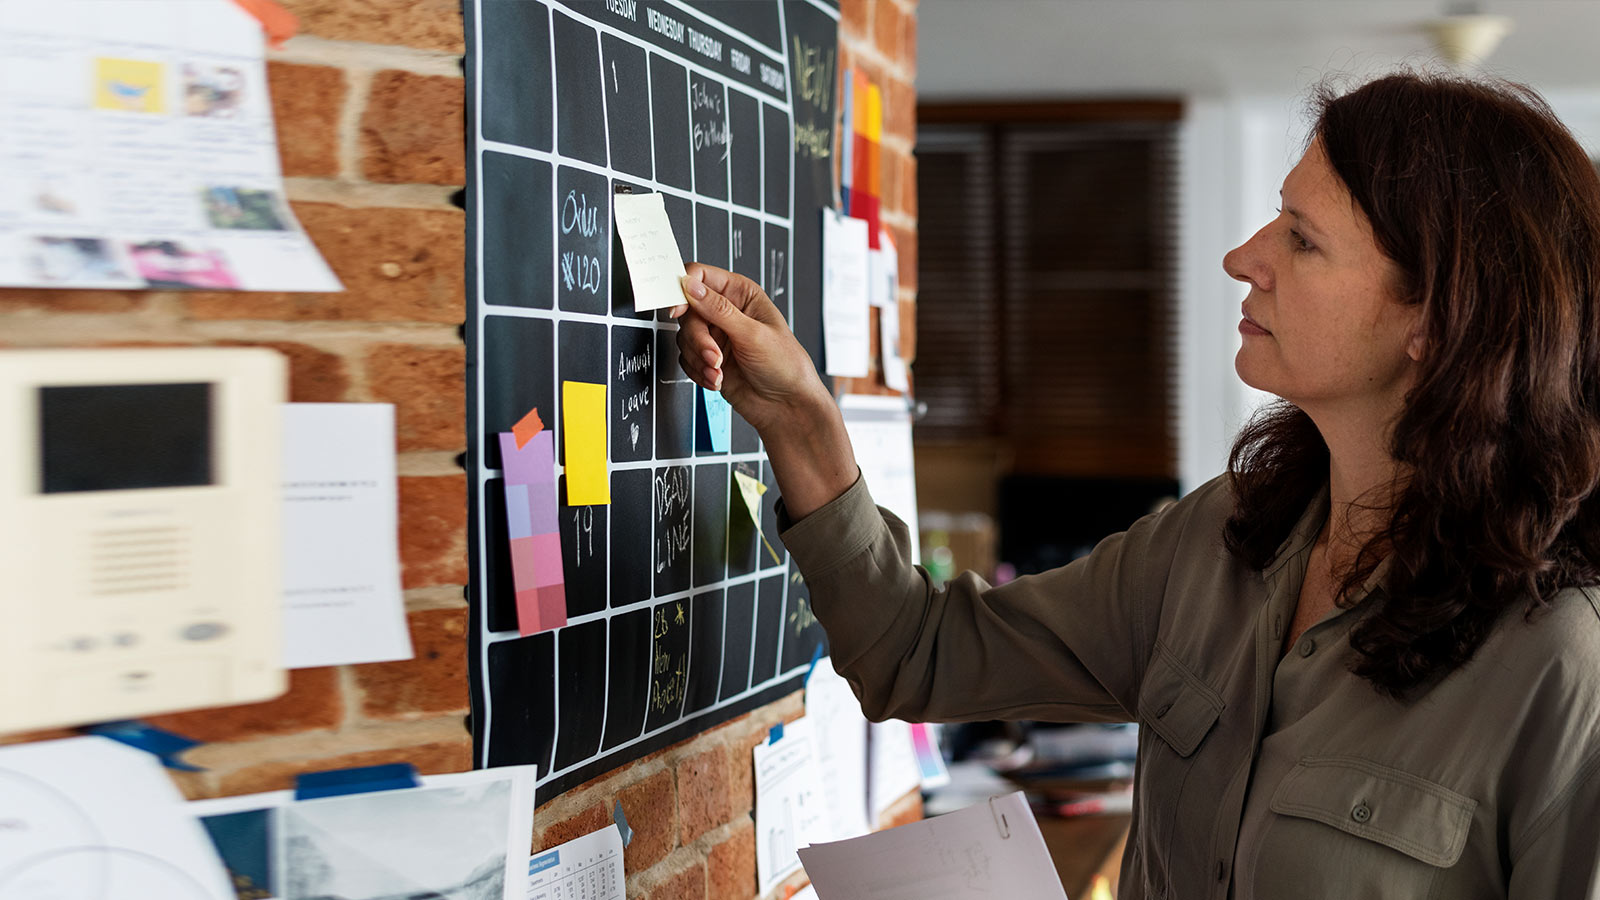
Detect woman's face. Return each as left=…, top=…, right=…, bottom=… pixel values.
left=1223, top=139, right=1423, bottom=418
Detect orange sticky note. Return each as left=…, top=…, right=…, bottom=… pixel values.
left=562, top=381, right=609, bottom=505
left=230, top=0, right=299, bottom=48
left=512, top=406, right=544, bottom=449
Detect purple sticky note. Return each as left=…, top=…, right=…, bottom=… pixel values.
left=505, top=484, right=534, bottom=540
left=500, top=430, right=555, bottom=487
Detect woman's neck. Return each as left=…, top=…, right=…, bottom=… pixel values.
left=1315, top=408, right=1407, bottom=564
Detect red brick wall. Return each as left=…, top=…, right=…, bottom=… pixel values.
left=0, top=1, right=918, bottom=897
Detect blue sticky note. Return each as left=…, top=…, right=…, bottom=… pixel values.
left=613, top=800, right=634, bottom=847
left=696, top=386, right=731, bottom=452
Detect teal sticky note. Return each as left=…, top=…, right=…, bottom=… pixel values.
left=697, top=386, right=731, bottom=452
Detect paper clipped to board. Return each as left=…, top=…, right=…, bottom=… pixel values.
left=797, top=791, right=1069, bottom=900
left=614, top=191, right=689, bottom=312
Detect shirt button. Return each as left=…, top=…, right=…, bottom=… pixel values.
left=1299, top=637, right=1316, bottom=657
left=1215, top=859, right=1226, bottom=881
left=1352, top=803, right=1372, bottom=823
left=1155, top=702, right=1172, bottom=718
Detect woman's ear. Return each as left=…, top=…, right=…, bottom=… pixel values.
left=1406, top=322, right=1426, bottom=362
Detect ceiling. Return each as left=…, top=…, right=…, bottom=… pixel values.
left=916, top=1, right=1600, bottom=100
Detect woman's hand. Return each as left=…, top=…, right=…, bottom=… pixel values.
left=671, top=262, right=830, bottom=435
left=671, top=262, right=858, bottom=518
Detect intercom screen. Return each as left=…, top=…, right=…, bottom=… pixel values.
left=39, top=383, right=213, bottom=493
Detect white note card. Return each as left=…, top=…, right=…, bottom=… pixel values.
left=281, top=403, right=413, bottom=669
left=0, top=736, right=236, bottom=900
left=753, top=717, right=834, bottom=896
left=797, top=792, right=1069, bottom=900
left=615, top=191, right=689, bottom=311
left=822, top=209, right=871, bottom=378
left=526, top=824, right=625, bottom=900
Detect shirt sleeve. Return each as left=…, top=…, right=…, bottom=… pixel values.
left=778, top=472, right=1223, bottom=724
left=1507, top=755, right=1600, bottom=898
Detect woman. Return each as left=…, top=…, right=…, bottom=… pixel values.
left=671, top=72, right=1600, bottom=897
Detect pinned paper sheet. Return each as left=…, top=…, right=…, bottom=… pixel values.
left=734, top=470, right=783, bottom=565
left=527, top=824, right=624, bottom=900
left=615, top=191, right=689, bottom=312
left=874, top=231, right=908, bottom=392
left=753, top=717, right=834, bottom=895
left=697, top=385, right=732, bottom=452
left=500, top=429, right=567, bottom=635
left=281, top=403, right=413, bottom=669
left=822, top=209, right=871, bottom=378
left=562, top=381, right=610, bottom=505
left=512, top=405, right=545, bottom=449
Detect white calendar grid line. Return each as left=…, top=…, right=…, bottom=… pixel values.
left=471, top=0, right=815, bottom=785
left=480, top=139, right=794, bottom=231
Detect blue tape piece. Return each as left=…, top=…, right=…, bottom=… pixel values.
left=612, top=801, right=633, bottom=848
left=803, top=644, right=826, bottom=688
left=84, top=720, right=204, bottom=772
left=769, top=722, right=784, bottom=744
left=295, top=762, right=421, bottom=801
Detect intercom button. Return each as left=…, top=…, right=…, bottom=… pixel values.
left=180, top=622, right=229, bottom=641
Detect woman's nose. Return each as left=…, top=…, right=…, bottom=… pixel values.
left=1223, top=227, right=1272, bottom=291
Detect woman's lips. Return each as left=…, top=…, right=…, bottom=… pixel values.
left=1239, top=308, right=1270, bottom=336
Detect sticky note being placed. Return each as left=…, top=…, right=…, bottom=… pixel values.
left=697, top=385, right=731, bottom=452
left=499, top=429, right=566, bottom=635
left=614, top=192, right=689, bottom=312
left=563, top=381, right=610, bottom=505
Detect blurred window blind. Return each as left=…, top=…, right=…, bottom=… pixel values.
left=914, top=118, right=1178, bottom=478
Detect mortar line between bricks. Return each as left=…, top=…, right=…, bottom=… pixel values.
left=338, top=67, right=375, bottom=182
left=271, top=36, right=463, bottom=78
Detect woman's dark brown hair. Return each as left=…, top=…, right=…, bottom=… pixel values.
left=1225, top=71, right=1600, bottom=697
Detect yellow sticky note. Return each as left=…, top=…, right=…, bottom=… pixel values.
left=562, top=381, right=609, bottom=505
left=733, top=470, right=781, bottom=565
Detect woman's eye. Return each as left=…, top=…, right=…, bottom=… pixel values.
left=1288, top=228, right=1312, bottom=252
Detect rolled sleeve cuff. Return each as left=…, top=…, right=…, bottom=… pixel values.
left=775, top=469, right=883, bottom=580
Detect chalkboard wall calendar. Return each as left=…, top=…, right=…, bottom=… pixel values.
left=466, top=0, right=840, bottom=802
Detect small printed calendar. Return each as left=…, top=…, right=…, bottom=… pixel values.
left=526, top=824, right=625, bottom=900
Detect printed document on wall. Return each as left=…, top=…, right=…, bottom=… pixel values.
left=822, top=209, right=871, bottom=377
left=281, top=403, right=412, bottom=669
left=840, top=394, right=919, bottom=564
left=0, top=736, right=235, bottom=900
left=753, top=716, right=834, bottom=896
left=805, top=656, right=872, bottom=840
left=0, top=0, right=340, bottom=291
left=525, top=824, right=625, bottom=900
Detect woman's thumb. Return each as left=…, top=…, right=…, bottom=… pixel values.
left=680, top=276, right=760, bottom=342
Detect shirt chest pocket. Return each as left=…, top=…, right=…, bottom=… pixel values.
left=1255, top=756, right=1478, bottom=897
left=1134, top=644, right=1226, bottom=895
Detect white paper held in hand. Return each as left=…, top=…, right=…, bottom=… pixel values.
left=797, top=791, right=1069, bottom=900
left=614, top=192, right=689, bottom=311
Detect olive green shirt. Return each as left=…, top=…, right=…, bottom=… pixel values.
left=779, top=473, right=1600, bottom=899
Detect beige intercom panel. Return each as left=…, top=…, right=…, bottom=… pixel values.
left=0, top=348, right=287, bottom=733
